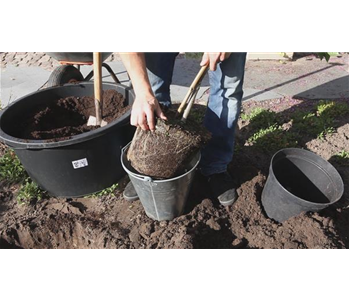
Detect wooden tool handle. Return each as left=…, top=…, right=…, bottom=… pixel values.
left=193, top=64, right=209, bottom=87
left=177, top=64, right=208, bottom=114
left=182, top=86, right=199, bottom=122
left=93, top=52, right=103, bottom=125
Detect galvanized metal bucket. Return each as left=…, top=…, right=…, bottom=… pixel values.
left=121, top=143, right=200, bottom=221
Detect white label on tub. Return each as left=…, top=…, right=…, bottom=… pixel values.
left=72, top=158, right=88, bottom=169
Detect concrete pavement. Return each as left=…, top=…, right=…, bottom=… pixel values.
left=1, top=52, right=348, bottom=108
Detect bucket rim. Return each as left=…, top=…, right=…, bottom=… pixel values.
left=121, top=142, right=201, bottom=183
left=269, top=147, right=344, bottom=206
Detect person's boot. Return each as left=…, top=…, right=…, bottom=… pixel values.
left=207, top=171, right=238, bottom=206
left=123, top=181, right=139, bottom=201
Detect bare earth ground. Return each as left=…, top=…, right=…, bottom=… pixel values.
left=0, top=97, right=348, bottom=249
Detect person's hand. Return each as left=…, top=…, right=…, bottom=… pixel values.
left=131, top=95, right=167, bottom=131
left=200, top=52, right=231, bottom=71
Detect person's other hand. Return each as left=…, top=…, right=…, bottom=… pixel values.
left=131, top=96, right=167, bottom=131
left=200, top=52, right=231, bottom=71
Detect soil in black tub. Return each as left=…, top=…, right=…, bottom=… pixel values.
left=11, top=89, right=131, bottom=142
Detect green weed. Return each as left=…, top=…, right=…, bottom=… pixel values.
left=88, top=183, right=119, bottom=197
left=316, top=100, right=349, bottom=118
left=17, top=179, right=46, bottom=204
left=0, top=150, right=27, bottom=183
left=292, top=101, right=349, bottom=140
left=247, top=124, right=298, bottom=152
left=331, top=150, right=349, bottom=166
left=241, top=107, right=279, bottom=129
left=337, top=150, right=349, bottom=158
left=0, top=149, right=47, bottom=204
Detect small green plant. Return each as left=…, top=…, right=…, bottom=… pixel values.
left=292, top=101, right=349, bottom=140
left=316, top=52, right=339, bottom=62
left=316, top=100, right=349, bottom=118
left=338, top=150, right=349, bottom=158
left=241, top=100, right=349, bottom=153
left=247, top=124, right=297, bottom=152
left=0, top=150, right=27, bottom=183
left=241, top=107, right=266, bottom=121
left=17, top=179, right=46, bottom=204
left=317, top=126, right=335, bottom=140
left=0, top=149, right=47, bottom=204
left=292, top=111, right=330, bottom=139
left=280, top=52, right=292, bottom=59
left=331, top=150, right=349, bottom=166
left=248, top=124, right=280, bottom=142
left=89, top=183, right=119, bottom=197
left=241, top=108, right=279, bottom=129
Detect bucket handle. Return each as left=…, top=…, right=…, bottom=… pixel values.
left=121, top=144, right=155, bottom=183
left=131, top=173, right=157, bottom=184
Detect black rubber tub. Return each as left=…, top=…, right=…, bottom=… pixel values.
left=261, top=148, right=344, bottom=222
left=0, top=82, right=135, bottom=197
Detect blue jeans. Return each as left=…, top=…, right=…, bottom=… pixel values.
left=144, top=52, right=247, bottom=176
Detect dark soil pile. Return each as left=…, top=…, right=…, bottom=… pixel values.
left=0, top=165, right=347, bottom=249
left=11, top=89, right=130, bottom=141
left=127, top=109, right=211, bottom=179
